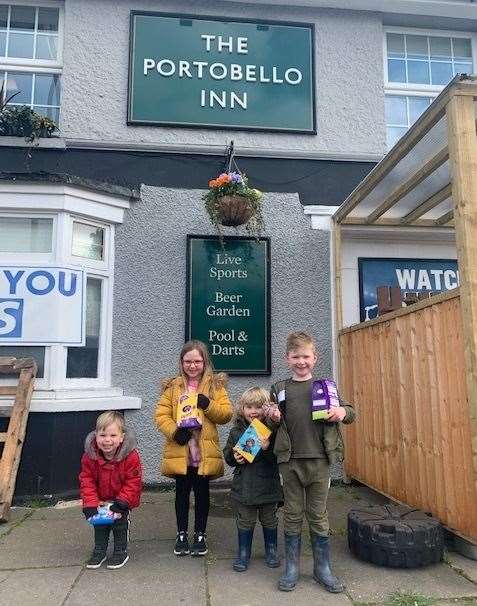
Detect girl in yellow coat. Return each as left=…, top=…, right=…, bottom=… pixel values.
left=155, top=340, right=232, bottom=557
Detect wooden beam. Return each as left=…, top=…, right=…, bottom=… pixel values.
left=435, top=209, right=454, bottom=226
left=400, top=183, right=452, bottom=225
left=333, top=221, right=343, bottom=383
left=446, top=93, right=477, bottom=503
left=333, top=77, right=464, bottom=224
left=342, top=217, right=446, bottom=228
left=0, top=387, right=17, bottom=396
left=366, top=147, right=449, bottom=224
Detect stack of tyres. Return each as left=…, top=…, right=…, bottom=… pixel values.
left=348, top=504, right=444, bottom=568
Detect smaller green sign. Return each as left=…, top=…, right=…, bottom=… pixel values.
left=128, top=12, right=315, bottom=132
left=186, top=236, right=270, bottom=374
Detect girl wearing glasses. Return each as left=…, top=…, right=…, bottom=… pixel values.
left=154, top=340, right=232, bottom=557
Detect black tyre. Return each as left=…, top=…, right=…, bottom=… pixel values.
left=348, top=504, right=444, bottom=568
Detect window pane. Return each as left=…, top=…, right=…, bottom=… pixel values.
left=429, top=36, right=451, bottom=60
left=0, top=5, right=7, bottom=28
left=0, top=31, right=5, bottom=56
left=35, top=34, right=57, bottom=60
left=408, top=60, right=430, bottom=84
left=38, top=7, right=58, bottom=32
left=0, top=346, right=45, bottom=378
left=34, top=105, right=59, bottom=123
left=8, top=31, right=34, bottom=58
left=385, top=95, right=407, bottom=125
left=453, top=38, right=472, bottom=60
left=5, top=71, right=32, bottom=104
left=387, top=126, right=407, bottom=149
left=10, top=5, right=35, bottom=31
left=0, top=217, right=53, bottom=252
left=406, top=35, right=428, bottom=60
left=430, top=61, right=453, bottom=85
left=454, top=62, right=473, bottom=76
left=387, top=33, right=405, bottom=58
left=72, top=222, right=104, bottom=260
left=388, top=59, right=406, bottom=83
left=408, top=96, right=432, bottom=123
left=66, top=278, right=102, bottom=378
left=34, top=73, right=60, bottom=106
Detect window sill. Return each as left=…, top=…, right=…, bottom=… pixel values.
left=0, top=390, right=141, bottom=412
left=0, top=136, right=66, bottom=150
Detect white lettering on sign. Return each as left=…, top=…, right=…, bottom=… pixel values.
left=395, top=268, right=460, bottom=291
left=141, top=29, right=303, bottom=113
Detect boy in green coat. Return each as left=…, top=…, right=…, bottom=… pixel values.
left=271, top=331, right=355, bottom=593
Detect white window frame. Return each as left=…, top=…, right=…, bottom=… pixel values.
left=0, top=1, right=64, bottom=122
left=383, top=26, right=477, bottom=148
left=0, top=182, right=140, bottom=411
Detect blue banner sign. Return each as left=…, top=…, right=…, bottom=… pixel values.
left=0, top=266, right=86, bottom=345
left=358, top=258, right=459, bottom=322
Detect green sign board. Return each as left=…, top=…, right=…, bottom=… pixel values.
left=128, top=12, right=315, bottom=133
left=186, top=236, right=270, bottom=374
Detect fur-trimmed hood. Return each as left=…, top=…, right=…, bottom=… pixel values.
left=84, top=428, right=138, bottom=462
left=160, top=372, right=228, bottom=395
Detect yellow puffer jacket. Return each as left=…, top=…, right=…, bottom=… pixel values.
left=154, top=373, right=232, bottom=478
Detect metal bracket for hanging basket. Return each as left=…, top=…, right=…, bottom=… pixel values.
left=216, top=141, right=256, bottom=227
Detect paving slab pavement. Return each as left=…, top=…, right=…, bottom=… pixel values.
left=0, top=484, right=475, bottom=606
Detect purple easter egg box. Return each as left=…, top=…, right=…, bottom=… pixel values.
left=312, top=378, right=339, bottom=421
left=177, top=393, right=202, bottom=430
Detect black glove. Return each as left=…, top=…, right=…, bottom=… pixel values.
left=83, top=507, right=98, bottom=519
left=197, top=394, right=210, bottom=410
left=110, top=500, right=129, bottom=515
left=174, top=427, right=192, bottom=445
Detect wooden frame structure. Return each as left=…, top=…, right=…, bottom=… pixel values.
left=0, top=357, right=37, bottom=522
left=333, top=75, right=477, bottom=544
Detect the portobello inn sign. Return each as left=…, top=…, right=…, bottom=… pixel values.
left=128, top=12, right=315, bottom=133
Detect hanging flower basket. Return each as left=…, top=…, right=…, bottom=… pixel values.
left=216, top=194, right=255, bottom=227
left=203, top=171, right=264, bottom=235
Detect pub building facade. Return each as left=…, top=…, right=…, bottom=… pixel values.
left=0, top=0, right=475, bottom=496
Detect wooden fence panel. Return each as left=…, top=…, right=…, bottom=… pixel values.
left=340, top=291, right=477, bottom=543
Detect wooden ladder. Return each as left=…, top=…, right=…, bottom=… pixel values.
left=0, top=357, right=37, bottom=522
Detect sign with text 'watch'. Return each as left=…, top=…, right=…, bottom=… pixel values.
left=128, top=12, right=315, bottom=132
left=0, top=266, right=86, bottom=345
left=186, top=236, right=270, bottom=374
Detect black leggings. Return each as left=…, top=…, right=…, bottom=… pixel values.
left=175, top=467, right=210, bottom=533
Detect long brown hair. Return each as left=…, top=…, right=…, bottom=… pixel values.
left=179, top=340, right=214, bottom=388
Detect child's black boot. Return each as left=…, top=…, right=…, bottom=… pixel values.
left=310, top=532, right=345, bottom=593
left=86, top=525, right=110, bottom=569
left=278, top=533, right=301, bottom=591
left=233, top=527, right=254, bottom=572
left=191, top=531, right=208, bottom=556
left=107, top=519, right=129, bottom=569
left=262, top=526, right=280, bottom=568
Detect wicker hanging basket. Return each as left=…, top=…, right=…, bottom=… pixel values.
left=216, top=194, right=255, bottom=227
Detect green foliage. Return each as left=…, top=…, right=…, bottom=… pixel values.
left=0, top=105, right=56, bottom=140
left=385, top=592, right=435, bottom=606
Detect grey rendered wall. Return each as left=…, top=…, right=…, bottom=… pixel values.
left=62, top=0, right=386, bottom=156
left=111, top=187, right=332, bottom=484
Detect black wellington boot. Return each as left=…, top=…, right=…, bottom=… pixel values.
left=262, top=526, right=280, bottom=568
left=278, top=533, right=301, bottom=591
left=107, top=521, right=129, bottom=569
left=86, top=525, right=110, bottom=569
left=310, top=532, right=345, bottom=593
left=233, top=527, right=254, bottom=572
